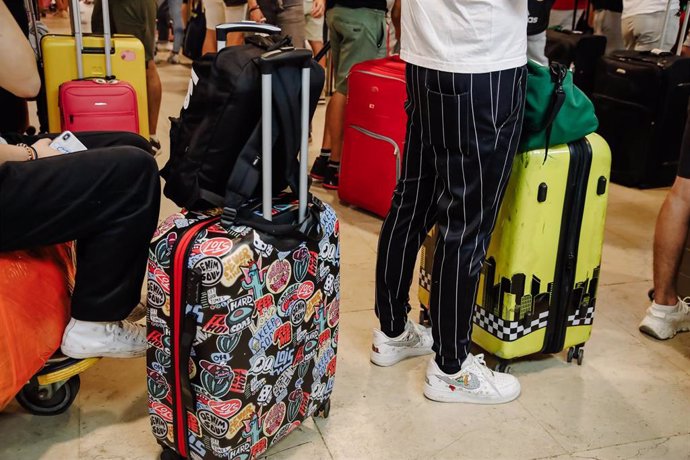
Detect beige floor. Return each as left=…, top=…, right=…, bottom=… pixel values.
left=2, top=16, right=690, bottom=460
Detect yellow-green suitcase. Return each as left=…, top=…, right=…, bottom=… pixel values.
left=419, top=134, right=611, bottom=368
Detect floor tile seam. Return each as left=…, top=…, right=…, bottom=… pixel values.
left=566, top=433, right=685, bottom=458
left=262, top=441, right=312, bottom=459
left=515, top=399, right=571, bottom=457
left=313, top=419, right=335, bottom=460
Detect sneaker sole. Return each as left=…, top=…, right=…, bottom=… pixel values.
left=423, top=384, right=521, bottom=404
left=322, top=183, right=339, bottom=190
left=310, top=173, right=325, bottom=182
left=638, top=316, right=689, bottom=340
left=60, top=347, right=146, bottom=359
left=370, top=347, right=433, bottom=367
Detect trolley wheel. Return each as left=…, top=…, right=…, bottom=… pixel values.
left=320, top=400, right=331, bottom=419
left=566, top=347, right=575, bottom=363
left=419, top=307, right=431, bottom=326
left=577, top=348, right=585, bottom=366
left=160, top=447, right=183, bottom=460
left=15, top=375, right=80, bottom=416
left=648, top=288, right=655, bottom=301
left=494, top=361, right=511, bottom=373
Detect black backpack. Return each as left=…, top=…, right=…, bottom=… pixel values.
left=182, top=0, right=205, bottom=61
left=161, top=35, right=325, bottom=210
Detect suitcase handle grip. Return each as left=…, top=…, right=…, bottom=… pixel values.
left=216, top=21, right=281, bottom=50
left=260, top=48, right=313, bottom=73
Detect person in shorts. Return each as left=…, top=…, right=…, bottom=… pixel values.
left=639, top=100, right=690, bottom=340
left=254, top=0, right=306, bottom=49
left=309, top=0, right=387, bottom=190
left=304, top=0, right=326, bottom=65
left=622, top=0, right=679, bottom=51
left=203, top=0, right=247, bottom=52
left=592, top=0, right=624, bottom=53
left=92, top=0, right=163, bottom=151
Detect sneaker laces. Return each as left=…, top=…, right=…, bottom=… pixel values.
left=679, top=297, right=690, bottom=315
left=108, top=321, right=145, bottom=343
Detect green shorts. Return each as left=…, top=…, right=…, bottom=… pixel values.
left=327, top=5, right=386, bottom=95
left=92, top=0, right=157, bottom=62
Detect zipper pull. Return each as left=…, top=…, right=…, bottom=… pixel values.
left=187, top=268, right=202, bottom=305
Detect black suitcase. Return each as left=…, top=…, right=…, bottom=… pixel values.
left=591, top=51, right=690, bottom=187
left=148, top=26, right=339, bottom=460
left=545, top=29, right=607, bottom=96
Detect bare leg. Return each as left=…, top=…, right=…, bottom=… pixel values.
left=326, top=91, right=347, bottom=162
left=202, top=29, right=217, bottom=55
left=654, top=176, right=690, bottom=305
left=146, top=61, right=162, bottom=137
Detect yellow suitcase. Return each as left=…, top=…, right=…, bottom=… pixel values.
left=41, top=25, right=149, bottom=138
left=419, top=134, right=611, bottom=368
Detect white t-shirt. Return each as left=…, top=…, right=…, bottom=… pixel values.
left=400, top=0, right=528, bottom=74
left=622, top=0, right=679, bottom=19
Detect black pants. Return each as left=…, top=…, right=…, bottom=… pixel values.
left=375, top=64, right=527, bottom=369
left=0, top=132, right=161, bottom=322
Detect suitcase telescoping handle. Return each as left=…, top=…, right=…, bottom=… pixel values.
left=679, top=5, right=690, bottom=56
left=215, top=21, right=281, bottom=50
left=259, top=48, right=313, bottom=222
left=70, top=0, right=113, bottom=79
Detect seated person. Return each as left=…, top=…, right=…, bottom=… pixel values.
left=0, top=2, right=161, bottom=359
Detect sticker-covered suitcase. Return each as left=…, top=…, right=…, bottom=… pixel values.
left=419, top=134, right=611, bottom=368
left=147, top=39, right=338, bottom=460
left=338, top=56, right=406, bottom=218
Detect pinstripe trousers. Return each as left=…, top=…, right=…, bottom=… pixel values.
left=375, top=63, right=527, bottom=369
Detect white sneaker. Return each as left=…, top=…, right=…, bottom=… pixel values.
left=167, top=53, right=180, bottom=64
left=639, top=297, right=690, bottom=340
left=61, top=318, right=147, bottom=359
left=424, top=354, right=521, bottom=404
left=370, top=319, right=433, bottom=367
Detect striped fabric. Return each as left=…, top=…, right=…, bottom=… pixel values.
left=375, top=63, right=527, bottom=369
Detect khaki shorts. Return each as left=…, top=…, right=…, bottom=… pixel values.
left=204, top=0, right=247, bottom=30
left=622, top=10, right=679, bottom=52
left=327, top=5, right=386, bottom=95
left=92, top=0, right=157, bottom=61
left=304, top=0, right=324, bottom=42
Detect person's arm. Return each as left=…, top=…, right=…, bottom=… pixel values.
left=0, top=1, right=40, bottom=98
left=247, top=0, right=266, bottom=23
left=392, top=0, right=401, bottom=41
left=312, top=0, right=325, bottom=18
left=0, top=139, right=63, bottom=166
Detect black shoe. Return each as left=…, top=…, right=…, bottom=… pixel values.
left=310, top=156, right=329, bottom=181
left=322, top=166, right=339, bottom=190
left=150, top=137, right=161, bottom=155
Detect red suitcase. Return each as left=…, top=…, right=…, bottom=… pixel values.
left=58, top=0, right=140, bottom=134
left=338, top=56, right=407, bottom=218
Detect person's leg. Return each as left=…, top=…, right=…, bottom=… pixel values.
left=223, top=4, right=247, bottom=46
left=418, top=67, right=526, bottom=404
left=372, top=64, right=437, bottom=367
left=276, top=0, right=305, bottom=49
left=621, top=15, right=636, bottom=50
left=548, top=9, right=583, bottom=30
left=640, top=104, right=690, bottom=339
left=146, top=61, right=162, bottom=141
left=168, top=0, right=184, bottom=58
left=631, top=11, right=673, bottom=52
left=601, top=10, right=624, bottom=52
left=202, top=0, right=224, bottom=53
left=321, top=6, right=386, bottom=189
left=0, top=148, right=160, bottom=320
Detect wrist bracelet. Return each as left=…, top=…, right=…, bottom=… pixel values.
left=18, top=143, right=37, bottom=161
left=249, top=5, right=261, bottom=13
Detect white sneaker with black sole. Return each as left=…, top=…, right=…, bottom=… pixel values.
left=370, top=319, right=434, bottom=367
left=61, top=318, right=148, bottom=359
left=639, top=297, right=690, bottom=340
left=424, top=353, right=521, bottom=404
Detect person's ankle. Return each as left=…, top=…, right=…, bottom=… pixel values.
left=654, top=291, right=679, bottom=308
left=436, top=355, right=461, bottom=375
left=320, top=148, right=331, bottom=158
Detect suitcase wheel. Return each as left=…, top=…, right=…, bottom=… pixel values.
left=494, top=361, right=512, bottom=374
left=15, top=375, right=80, bottom=416
left=419, top=307, right=431, bottom=327
left=160, top=447, right=184, bottom=460
left=317, top=400, right=331, bottom=419
left=567, top=346, right=585, bottom=365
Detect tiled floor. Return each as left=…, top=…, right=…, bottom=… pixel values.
left=2, top=16, right=690, bottom=460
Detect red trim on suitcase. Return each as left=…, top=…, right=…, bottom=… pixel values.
left=171, top=218, right=217, bottom=458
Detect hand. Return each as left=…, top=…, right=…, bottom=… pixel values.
left=32, top=138, right=62, bottom=158
left=312, top=0, right=325, bottom=18
left=249, top=6, right=266, bottom=23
